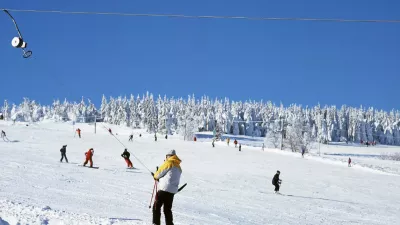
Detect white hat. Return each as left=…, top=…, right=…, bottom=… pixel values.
left=166, top=149, right=176, bottom=156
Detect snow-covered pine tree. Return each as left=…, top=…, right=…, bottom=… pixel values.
left=2, top=100, right=10, bottom=120
left=100, top=95, right=108, bottom=119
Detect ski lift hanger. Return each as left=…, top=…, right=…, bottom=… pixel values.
left=2, top=9, right=32, bottom=58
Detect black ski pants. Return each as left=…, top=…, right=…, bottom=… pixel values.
left=273, top=183, right=280, bottom=192
left=60, top=153, right=68, bottom=162
left=153, top=190, right=175, bottom=225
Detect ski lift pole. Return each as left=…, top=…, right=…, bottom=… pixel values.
left=2, top=9, right=32, bottom=58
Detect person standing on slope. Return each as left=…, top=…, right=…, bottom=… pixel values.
left=108, top=128, right=112, bottom=135
left=234, top=139, right=238, bottom=148
left=348, top=157, right=352, bottom=167
left=121, top=148, right=133, bottom=168
left=76, top=128, right=81, bottom=138
left=1, top=130, right=6, bottom=139
left=272, top=170, right=282, bottom=194
left=301, top=146, right=306, bottom=158
left=83, top=148, right=94, bottom=167
left=155, top=133, right=158, bottom=142
left=60, top=145, right=68, bottom=163
left=129, top=134, right=133, bottom=142
left=151, top=150, right=182, bottom=225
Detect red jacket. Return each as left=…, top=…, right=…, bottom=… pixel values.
left=85, top=149, right=94, bottom=159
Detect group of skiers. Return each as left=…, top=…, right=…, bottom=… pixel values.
left=361, top=140, right=377, bottom=147
left=60, top=145, right=135, bottom=169
left=212, top=137, right=242, bottom=151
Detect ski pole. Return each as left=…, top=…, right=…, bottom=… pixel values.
left=149, top=181, right=157, bottom=209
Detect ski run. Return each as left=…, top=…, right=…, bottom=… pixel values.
left=1, top=120, right=400, bottom=225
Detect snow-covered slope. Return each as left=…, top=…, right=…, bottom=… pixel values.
left=1, top=121, right=400, bottom=225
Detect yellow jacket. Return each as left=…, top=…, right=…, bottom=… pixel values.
left=154, top=155, right=182, bottom=193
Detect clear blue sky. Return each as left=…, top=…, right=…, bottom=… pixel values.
left=1, top=0, right=399, bottom=110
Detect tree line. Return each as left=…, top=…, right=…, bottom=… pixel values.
left=2, top=93, right=400, bottom=146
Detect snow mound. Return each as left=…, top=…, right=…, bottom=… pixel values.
left=0, top=200, right=143, bottom=225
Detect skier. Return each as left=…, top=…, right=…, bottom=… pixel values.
left=108, top=128, right=112, bottom=135
left=234, top=139, right=238, bottom=148
left=1, top=130, right=6, bottom=138
left=226, top=138, right=230, bottom=146
left=151, top=149, right=182, bottom=225
left=76, top=128, right=81, bottom=138
left=193, top=137, right=197, bottom=142
left=60, top=145, right=68, bottom=163
left=83, top=148, right=94, bottom=167
left=121, top=148, right=133, bottom=168
left=165, top=134, right=168, bottom=139
left=239, top=144, right=242, bottom=151
left=129, top=134, right=133, bottom=142
left=272, top=170, right=282, bottom=194
left=348, top=157, right=352, bottom=167
left=262, top=143, right=265, bottom=151
left=139, top=133, right=142, bottom=137
left=155, top=134, right=158, bottom=142
left=301, top=146, right=306, bottom=158
left=212, top=139, right=215, bottom=148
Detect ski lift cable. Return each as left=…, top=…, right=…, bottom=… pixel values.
left=3, top=8, right=400, bottom=24
left=100, top=124, right=153, bottom=174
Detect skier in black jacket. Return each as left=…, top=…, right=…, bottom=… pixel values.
left=60, top=145, right=68, bottom=163
left=272, top=170, right=281, bottom=193
left=121, top=148, right=133, bottom=168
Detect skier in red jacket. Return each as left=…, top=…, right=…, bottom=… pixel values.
left=83, top=148, right=94, bottom=167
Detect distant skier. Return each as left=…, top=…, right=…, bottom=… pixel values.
left=212, top=139, right=215, bottom=148
left=139, top=133, right=142, bottom=137
left=234, top=139, right=238, bottom=148
left=262, top=143, right=265, bottom=151
left=272, top=170, right=282, bottom=194
left=108, top=128, right=113, bottom=135
left=76, top=128, right=81, bottom=138
left=121, top=148, right=133, bottom=168
left=155, top=134, right=157, bottom=142
left=348, top=158, right=352, bottom=167
left=1, top=130, right=6, bottom=138
left=151, top=149, right=182, bottom=225
left=60, top=145, right=68, bottom=163
left=301, top=146, right=306, bottom=158
left=226, top=138, right=230, bottom=146
left=239, top=144, right=242, bottom=151
left=193, top=136, right=197, bottom=142
left=83, top=148, right=94, bottom=167
left=129, top=134, right=133, bottom=142
left=165, top=134, right=168, bottom=139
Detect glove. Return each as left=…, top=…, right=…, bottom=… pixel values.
left=151, top=172, right=159, bottom=181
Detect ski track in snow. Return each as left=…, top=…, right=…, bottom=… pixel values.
left=1, top=121, right=400, bottom=225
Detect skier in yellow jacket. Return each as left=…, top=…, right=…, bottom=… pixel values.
left=152, top=149, right=182, bottom=225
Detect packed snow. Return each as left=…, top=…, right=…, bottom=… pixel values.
left=1, top=120, right=400, bottom=225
